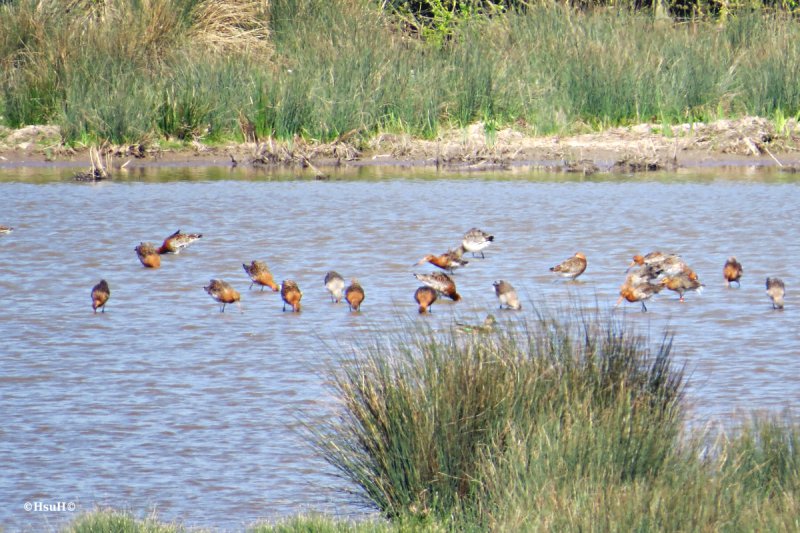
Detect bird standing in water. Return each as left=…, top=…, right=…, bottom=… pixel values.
left=493, top=280, right=521, bottom=310
left=616, top=267, right=663, bottom=312
left=158, top=229, right=202, bottom=254
left=344, top=279, right=365, bottom=312
left=243, top=260, right=279, bottom=291
left=414, top=286, right=438, bottom=314
left=413, top=272, right=461, bottom=301
left=461, top=228, right=494, bottom=258
left=324, top=271, right=345, bottom=303
left=281, top=280, right=303, bottom=312
left=660, top=271, right=704, bottom=302
left=416, top=248, right=469, bottom=273
left=135, top=242, right=161, bottom=268
left=550, top=252, right=588, bottom=281
left=766, top=277, right=785, bottom=309
left=204, top=279, right=242, bottom=313
left=91, top=280, right=110, bottom=313
left=723, top=257, right=743, bottom=288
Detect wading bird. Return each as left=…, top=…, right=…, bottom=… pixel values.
left=344, top=279, right=365, bottom=312
left=158, top=229, right=202, bottom=254
left=616, top=267, right=663, bottom=312
left=660, top=272, right=704, bottom=302
left=461, top=228, right=494, bottom=258
left=324, top=271, right=345, bottom=303
left=204, top=279, right=241, bottom=313
left=550, top=252, right=588, bottom=281
left=493, top=280, right=521, bottom=310
left=281, top=280, right=303, bottom=312
left=91, top=279, right=110, bottom=313
left=723, top=257, right=743, bottom=288
left=414, top=286, right=438, bottom=314
left=134, top=242, right=161, bottom=268
left=766, top=277, right=785, bottom=309
left=243, top=260, right=279, bottom=291
left=416, top=248, right=468, bottom=273
left=413, top=272, right=461, bottom=301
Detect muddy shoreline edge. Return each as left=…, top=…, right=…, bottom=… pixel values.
left=2, top=117, right=800, bottom=173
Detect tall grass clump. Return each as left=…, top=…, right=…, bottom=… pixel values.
left=311, top=309, right=684, bottom=525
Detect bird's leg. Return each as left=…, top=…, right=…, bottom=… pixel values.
left=641, top=301, right=648, bottom=312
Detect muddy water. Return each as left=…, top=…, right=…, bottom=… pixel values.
left=0, top=165, right=798, bottom=530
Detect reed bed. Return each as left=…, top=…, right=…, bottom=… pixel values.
left=2, top=2, right=800, bottom=146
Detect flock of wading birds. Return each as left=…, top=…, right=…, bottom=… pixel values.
left=0, top=224, right=786, bottom=316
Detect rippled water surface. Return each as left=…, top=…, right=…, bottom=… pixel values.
left=1, top=164, right=798, bottom=531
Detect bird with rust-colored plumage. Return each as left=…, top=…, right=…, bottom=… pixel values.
left=414, top=286, right=438, bottom=314
left=550, top=252, right=587, bottom=281
left=135, top=242, right=161, bottom=268
left=344, top=279, right=365, bottom=312
left=91, top=279, right=110, bottom=313
left=414, top=272, right=461, bottom=301
left=723, top=257, right=743, bottom=288
left=281, top=280, right=303, bottom=312
left=243, top=260, right=279, bottom=291
left=158, top=229, right=202, bottom=254
left=204, top=279, right=241, bottom=313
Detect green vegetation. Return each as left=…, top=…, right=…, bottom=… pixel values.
left=61, top=311, right=800, bottom=532
left=306, top=311, right=798, bottom=531
left=2, top=1, right=800, bottom=148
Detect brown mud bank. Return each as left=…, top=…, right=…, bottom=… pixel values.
left=2, top=117, right=800, bottom=175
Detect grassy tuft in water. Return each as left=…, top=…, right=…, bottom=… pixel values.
left=307, top=309, right=800, bottom=530
left=310, top=309, right=684, bottom=524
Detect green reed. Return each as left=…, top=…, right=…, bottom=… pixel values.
left=3, top=2, right=800, bottom=145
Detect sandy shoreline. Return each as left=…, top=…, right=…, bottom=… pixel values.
left=2, top=117, right=800, bottom=173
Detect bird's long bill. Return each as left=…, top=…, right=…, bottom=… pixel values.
left=614, top=295, right=624, bottom=307
left=236, top=301, right=244, bottom=313
left=414, top=258, right=427, bottom=266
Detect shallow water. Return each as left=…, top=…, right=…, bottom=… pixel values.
left=0, top=164, right=798, bottom=531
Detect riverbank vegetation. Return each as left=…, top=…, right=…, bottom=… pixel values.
left=63, top=311, right=799, bottom=532
left=2, top=0, right=800, bottom=150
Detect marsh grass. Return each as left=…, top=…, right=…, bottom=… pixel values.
left=309, top=310, right=684, bottom=525
left=4, top=3, right=800, bottom=145
left=307, top=309, right=799, bottom=531
left=65, top=509, right=186, bottom=533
